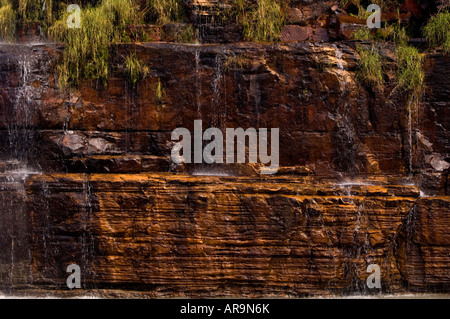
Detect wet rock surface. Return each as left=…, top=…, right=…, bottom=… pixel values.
left=0, top=36, right=449, bottom=296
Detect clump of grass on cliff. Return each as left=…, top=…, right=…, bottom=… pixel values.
left=15, top=0, right=53, bottom=23
left=423, top=11, right=450, bottom=54
left=390, top=24, right=409, bottom=44
left=353, top=28, right=372, bottom=41
left=124, top=53, right=149, bottom=86
left=356, top=45, right=384, bottom=87
left=0, top=0, right=16, bottom=41
left=235, top=0, right=285, bottom=42
left=372, top=21, right=409, bottom=44
left=174, top=24, right=195, bottom=43
left=49, top=0, right=138, bottom=88
left=224, top=54, right=250, bottom=72
left=146, top=0, right=185, bottom=24
left=395, top=45, right=425, bottom=97
left=353, top=20, right=409, bottom=43
left=18, top=0, right=42, bottom=22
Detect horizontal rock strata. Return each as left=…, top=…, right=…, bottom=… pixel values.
left=0, top=39, right=449, bottom=296
left=25, top=174, right=450, bottom=296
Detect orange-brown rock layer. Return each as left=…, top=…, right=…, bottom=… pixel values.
left=22, top=174, right=449, bottom=296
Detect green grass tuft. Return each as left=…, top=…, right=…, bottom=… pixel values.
left=237, top=0, right=285, bottom=42
left=146, top=0, right=185, bottom=25
left=49, top=0, right=138, bottom=88
left=124, top=53, right=149, bottom=85
left=353, top=28, right=372, bottom=41
left=174, top=24, right=195, bottom=43
left=356, top=45, right=384, bottom=87
left=390, top=24, right=409, bottom=45
left=16, top=0, right=53, bottom=23
left=395, top=45, right=425, bottom=96
left=423, top=11, right=450, bottom=54
left=224, top=54, right=250, bottom=72
left=0, top=0, right=16, bottom=41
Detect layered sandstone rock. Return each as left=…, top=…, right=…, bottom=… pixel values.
left=0, top=37, right=449, bottom=296
left=20, top=173, right=450, bottom=296
left=1, top=42, right=447, bottom=184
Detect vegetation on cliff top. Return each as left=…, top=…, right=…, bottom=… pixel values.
left=0, top=0, right=15, bottom=41
left=49, top=0, right=138, bottom=87
left=17, top=0, right=53, bottom=23
left=147, top=0, right=185, bottom=25
left=42, top=0, right=192, bottom=87
left=423, top=11, right=450, bottom=54
left=350, top=1, right=426, bottom=97
left=0, top=0, right=444, bottom=92
left=236, top=0, right=286, bottom=42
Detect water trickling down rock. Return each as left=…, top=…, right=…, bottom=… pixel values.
left=0, top=15, right=449, bottom=297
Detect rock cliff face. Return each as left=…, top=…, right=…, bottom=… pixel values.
left=0, top=35, right=449, bottom=295
left=26, top=174, right=448, bottom=296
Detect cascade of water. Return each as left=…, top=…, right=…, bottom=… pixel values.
left=191, top=168, right=231, bottom=177
left=408, top=103, right=413, bottom=176
left=81, top=177, right=96, bottom=289
left=406, top=95, right=417, bottom=178
left=0, top=45, right=42, bottom=294
left=191, top=1, right=225, bottom=43
left=7, top=55, right=33, bottom=172
left=249, top=74, right=261, bottom=126
left=0, top=173, right=32, bottom=292
left=334, top=45, right=344, bottom=70
left=212, top=54, right=223, bottom=127
left=40, top=180, right=49, bottom=278
left=195, top=50, right=202, bottom=114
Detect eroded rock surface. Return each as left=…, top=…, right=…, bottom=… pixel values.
left=0, top=39, right=449, bottom=296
